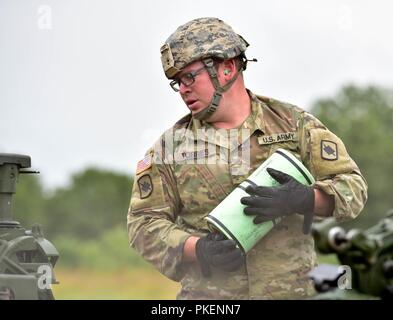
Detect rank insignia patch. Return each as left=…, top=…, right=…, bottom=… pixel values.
left=321, top=140, right=338, bottom=161
left=138, top=174, right=153, bottom=199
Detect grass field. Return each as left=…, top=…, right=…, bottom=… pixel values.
left=52, top=255, right=339, bottom=300
left=52, top=267, right=180, bottom=300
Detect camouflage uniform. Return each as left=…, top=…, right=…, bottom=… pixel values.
left=127, top=91, right=368, bottom=299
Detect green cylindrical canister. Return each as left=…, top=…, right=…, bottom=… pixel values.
left=205, top=148, right=315, bottom=253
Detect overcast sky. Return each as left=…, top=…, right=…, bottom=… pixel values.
left=1, top=0, right=393, bottom=189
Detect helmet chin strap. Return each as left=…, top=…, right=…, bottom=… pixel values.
left=192, top=58, right=240, bottom=121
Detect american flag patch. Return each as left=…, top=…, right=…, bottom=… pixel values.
left=136, top=153, right=152, bottom=175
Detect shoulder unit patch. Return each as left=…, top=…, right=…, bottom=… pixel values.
left=321, top=140, right=338, bottom=161
left=137, top=174, right=153, bottom=199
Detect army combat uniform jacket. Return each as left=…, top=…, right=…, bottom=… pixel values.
left=127, top=91, right=368, bottom=299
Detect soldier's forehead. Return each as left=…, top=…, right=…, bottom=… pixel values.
left=179, top=61, right=205, bottom=74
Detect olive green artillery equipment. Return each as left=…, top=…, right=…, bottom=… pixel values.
left=309, top=210, right=393, bottom=299
left=0, top=153, right=59, bottom=300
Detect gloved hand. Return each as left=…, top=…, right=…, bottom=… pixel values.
left=195, top=232, right=245, bottom=277
left=240, top=167, right=315, bottom=234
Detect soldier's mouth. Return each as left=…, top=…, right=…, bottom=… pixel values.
left=186, top=100, right=199, bottom=110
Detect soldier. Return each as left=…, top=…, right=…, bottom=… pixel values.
left=127, top=17, right=368, bottom=299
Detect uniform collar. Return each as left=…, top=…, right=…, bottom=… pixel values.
left=183, top=89, right=266, bottom=149
left=242, top=89, right=265, bottom=135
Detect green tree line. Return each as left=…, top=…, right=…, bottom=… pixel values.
left=12, top=168, right=151, bottom=269
left=311, top=85, right=393, bottom=227
left=14, top=168, right=133, bottom=240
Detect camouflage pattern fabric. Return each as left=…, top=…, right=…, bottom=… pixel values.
left=127, top=90, right=368, bottom=299
left=161, top=17, right=248, bottom=79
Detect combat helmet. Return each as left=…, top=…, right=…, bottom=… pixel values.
left=160, top=17, right=253, bottom=120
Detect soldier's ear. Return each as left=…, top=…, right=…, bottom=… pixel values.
left=221, top=59, right=236, bottom=76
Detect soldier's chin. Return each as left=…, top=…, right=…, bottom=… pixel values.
left=191, top=102, right=212, bottom=115
left=188, top=101, right=201, bottom=112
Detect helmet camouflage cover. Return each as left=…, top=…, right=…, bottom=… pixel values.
left=160, top=17, right=249, bottom=79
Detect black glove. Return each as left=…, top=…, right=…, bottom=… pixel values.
left=195, top=232, right=245, bottom=277
left=240, top=167, right=315, bottom=234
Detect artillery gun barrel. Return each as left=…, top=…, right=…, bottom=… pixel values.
left=0, top=153, right=59, bottom=300
left=0, top=154, right=31, bottom=226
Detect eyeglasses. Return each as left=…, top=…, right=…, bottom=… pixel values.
left=169, top=66, right=207, bottom=92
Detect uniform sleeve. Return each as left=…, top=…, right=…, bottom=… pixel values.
left=298, top=112, right=368, bottom=221
left=127, top=144, right=191, bottom=282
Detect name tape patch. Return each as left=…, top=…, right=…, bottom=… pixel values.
left=258, top=132, right=298, bottom=145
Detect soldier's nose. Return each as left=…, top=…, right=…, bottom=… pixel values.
left=179, top=82, right=191, bottom=95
